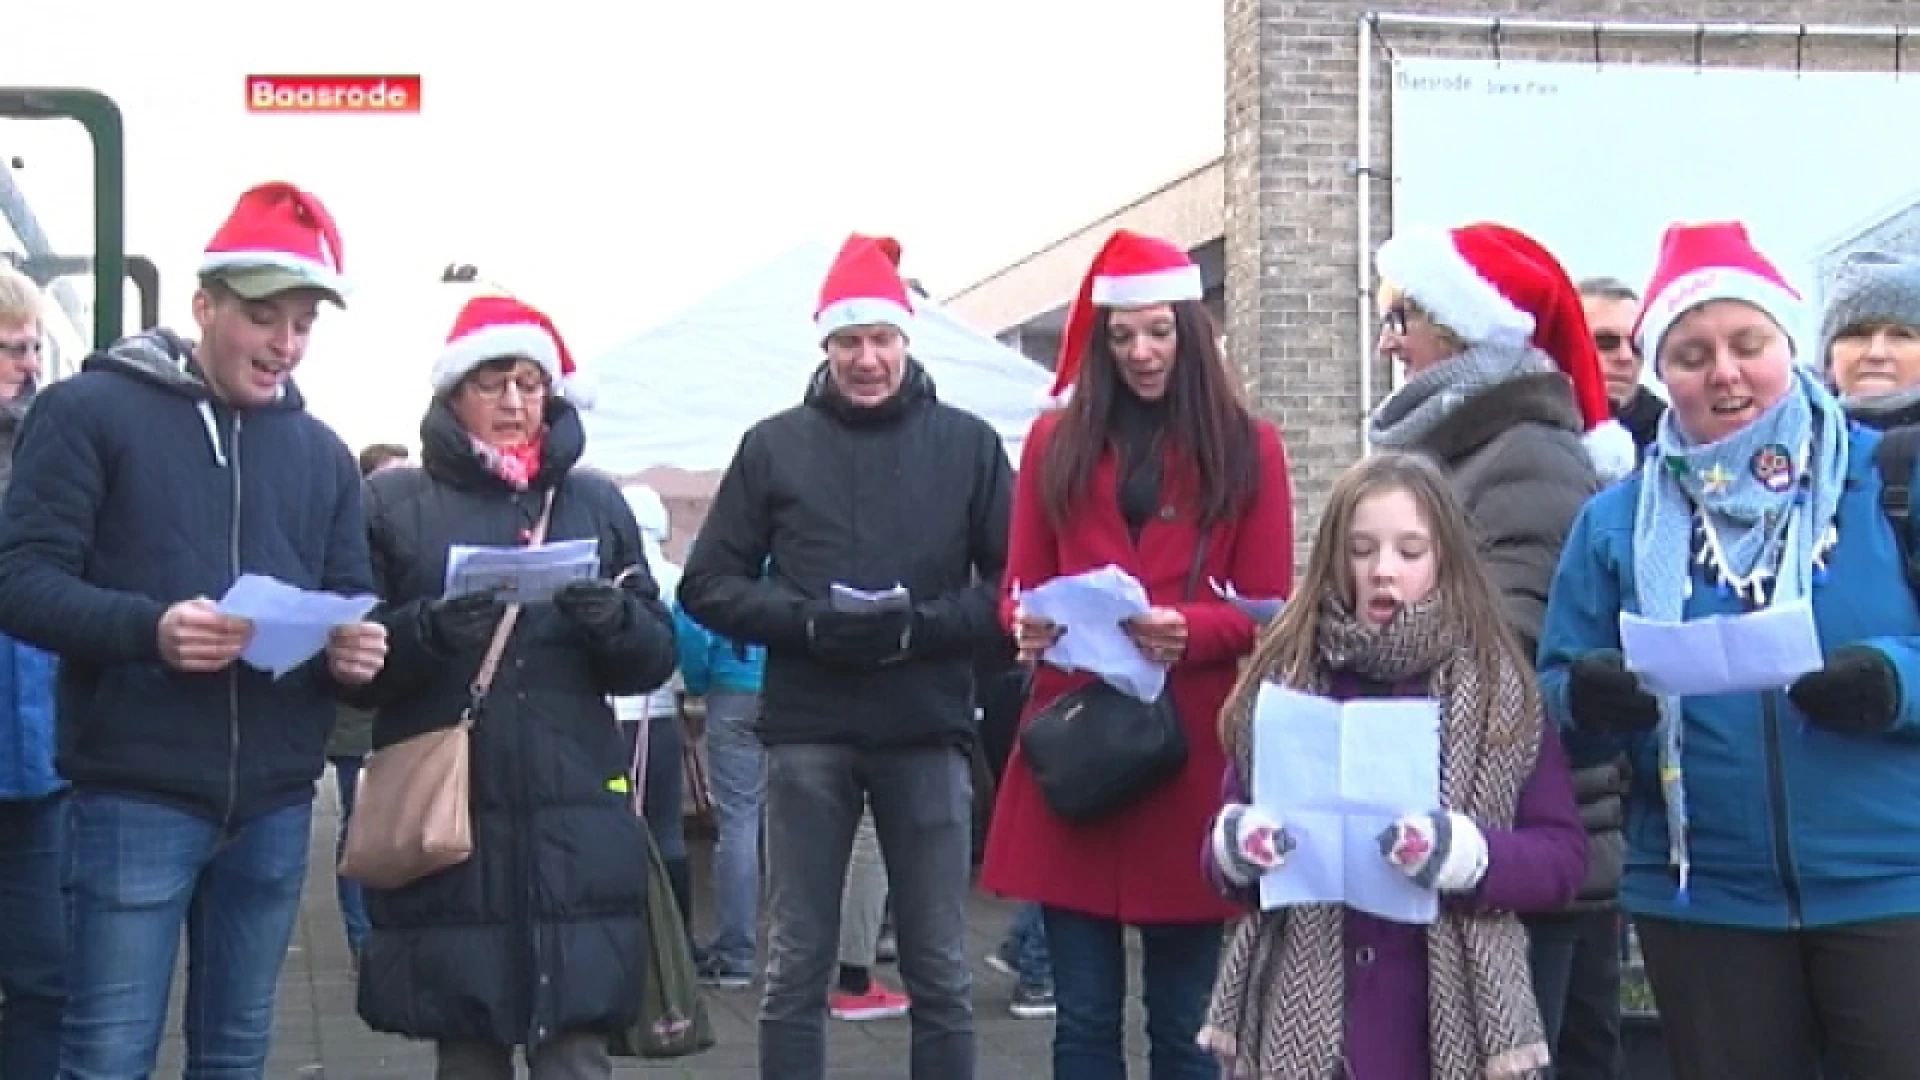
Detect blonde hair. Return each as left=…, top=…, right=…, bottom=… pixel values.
left=1218, top=451, right=1539, bottom=754
left=1377, top=281, right=1468, bottom=352
left=0, top=264, right=42, bottom=328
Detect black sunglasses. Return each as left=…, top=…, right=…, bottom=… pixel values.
left=1593, top=331, right=1640, bottom=356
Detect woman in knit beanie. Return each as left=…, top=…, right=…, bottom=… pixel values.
left=1821, top=250, right=1920, bottom=430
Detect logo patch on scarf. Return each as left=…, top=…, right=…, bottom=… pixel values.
left=1750, top=443, right=1794, bottom=493
left=1697, top=463, right=1733, bottom=496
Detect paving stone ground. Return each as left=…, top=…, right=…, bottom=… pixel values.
left=151, top=769, right=1150, bottom=1078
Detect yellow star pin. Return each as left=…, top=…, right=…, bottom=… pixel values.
left=1699, top=463, right=1732, bottom=495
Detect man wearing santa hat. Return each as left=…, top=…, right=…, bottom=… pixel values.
left=0, top=182, right=387, bottom=1078
left=680, top=233, right=1013, bottom=1080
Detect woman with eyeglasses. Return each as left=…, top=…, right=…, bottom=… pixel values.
left=1369, top=222, right=1635, bottom=1070
left=351, top=295, right=678, bottom=1080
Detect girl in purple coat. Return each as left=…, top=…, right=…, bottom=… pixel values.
left=1198, top=451, right=1586, bottom=1079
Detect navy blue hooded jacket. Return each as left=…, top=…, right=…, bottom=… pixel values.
left=0, top=329, right=374, bottom=826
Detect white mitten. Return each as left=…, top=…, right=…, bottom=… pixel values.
left=1210, top=804, right=1293, bottom=886
left=1377, top=811, right=1489, bottom=892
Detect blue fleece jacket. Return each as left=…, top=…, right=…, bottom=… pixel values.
left=673, top=601, right=762, bottom=696
left=1538, top=422, right=1920, bottom=929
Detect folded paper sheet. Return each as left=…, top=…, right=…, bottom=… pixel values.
left=830, top=583, right=911, bottom=614
left=444, top=539, right=600, bottom=606
left=1619, top=599, right=1823, bottom=697
left=218, top=574, right=380, bottom=679
left=1250, top=684, right=1442, bottom=924
left=1019, top=566, right=1162, bottom=702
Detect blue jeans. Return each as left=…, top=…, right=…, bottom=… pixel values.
left=1526, top=911, right=1584, bottom=1063
left=61, top=793, right=312, bottom=1080
left=1006, top=902, right=1052, bottom=989
left=0, top=792, right=66, bottom=1080
left=329, top=756, right=369, bottom=960
left=760, top=743, right=973, bottom=1080
left=702, top=691, right=765, bottom=973
left=1043, top=907, right=1221, bottom=1080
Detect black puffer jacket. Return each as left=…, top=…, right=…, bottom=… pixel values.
left=354, top=398, right=676, bottom=1050
left=678, top=359, right=1012, bottom=750
left=1569, top=756, right=1629, bottom=909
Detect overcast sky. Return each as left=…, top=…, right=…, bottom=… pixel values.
left=4, top=0, right=1224, bottom=450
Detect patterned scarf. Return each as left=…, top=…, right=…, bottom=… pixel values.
left=470, top=430, right=547, bottom=491
left=1633, top=365, right=1848, bottom=896
left=1201, top=590, right=1546, bottom=1080
left=1368, top=339, right=1556, bottom=451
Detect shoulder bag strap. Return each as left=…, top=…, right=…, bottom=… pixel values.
left=468, top=486, right=559, bottom=708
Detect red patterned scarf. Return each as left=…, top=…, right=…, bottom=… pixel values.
left=471, top=430, right=546, bottom=491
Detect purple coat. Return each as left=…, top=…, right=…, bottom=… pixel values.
left=1205, top=672, right=1586, bottom=1080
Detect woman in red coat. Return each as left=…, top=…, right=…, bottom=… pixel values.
left=980, top=230, right=1295, bottom=1079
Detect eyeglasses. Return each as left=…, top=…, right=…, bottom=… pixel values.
left=467, top=374, right=549, bottom=400
left=1381, top=305, right=1411, bottom=336
left=1593, top=331, right=1640, bottom=356
left=0, top=339, right=42, bottom=360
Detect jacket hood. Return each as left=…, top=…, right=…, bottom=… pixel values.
left=85, top=329, right=308, bottom=468
left=419, top=393, right=588, bottom=493
left=803, top=355, right=936, bottom=425
left=85, top=328, right=309, bottom=411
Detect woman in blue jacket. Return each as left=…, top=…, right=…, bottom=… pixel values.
left=674, top=570, right=766, bottom=988
left=1538, top=222, right=1920, bottom=1079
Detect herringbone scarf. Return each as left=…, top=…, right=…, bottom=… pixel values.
left=1201, top=591, right=1548, bottom=1080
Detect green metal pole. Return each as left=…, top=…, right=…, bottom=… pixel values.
left=0, top=89, right=128, bottom=351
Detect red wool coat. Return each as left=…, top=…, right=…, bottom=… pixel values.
left=980, top=409, right=1295, bottom=925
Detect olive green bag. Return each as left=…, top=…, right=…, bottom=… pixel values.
left=609, top=714, right=714, bottom=1059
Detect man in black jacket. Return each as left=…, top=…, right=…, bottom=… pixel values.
left=680, top=234, right=1011, bottom=1080
left=0, top=183, right=387, bottom=1078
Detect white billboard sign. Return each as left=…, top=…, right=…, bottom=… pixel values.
left=1389, top=56, right=1920, bottom=346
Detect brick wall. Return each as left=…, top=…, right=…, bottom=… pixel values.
left=1226, top=0, right=1913, bottom=571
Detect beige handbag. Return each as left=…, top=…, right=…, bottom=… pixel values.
left=338, top=490, right=555, bottom=890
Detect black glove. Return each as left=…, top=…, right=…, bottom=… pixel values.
left=1788, top=645, right=1902, bottom=736
left=1568, top=650, right=1662, bottom=735
left=426, top=589, right=506, bottom=653
left=806, top=607, right=913, bottom=669
left=552, top=580, right=629, bottom=640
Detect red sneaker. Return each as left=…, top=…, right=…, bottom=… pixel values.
left=829, top=982, right=911, bottom=1021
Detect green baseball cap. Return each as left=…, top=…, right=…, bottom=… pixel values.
left=209, top=264, right=346, bottom=308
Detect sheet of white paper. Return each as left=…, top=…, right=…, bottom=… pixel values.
left=1620, top=599, right=1824, bottom=697
left=217, top=574, right=379, bottom=679
left=444, top=539, right=600, bottom=606
left=1019, top=566, right=1163, bottom=702
left=1250, top=684, right=1441, bottom=924
left=831, top=583, right=911, bottom=614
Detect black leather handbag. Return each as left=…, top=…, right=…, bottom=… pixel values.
left=1019, top=536, right=1209, bottom=825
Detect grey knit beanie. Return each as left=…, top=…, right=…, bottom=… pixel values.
left=1819, top=250, right=1920, bottom=367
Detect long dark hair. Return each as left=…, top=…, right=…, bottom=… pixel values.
left=1038, top=300, right=1258, bottom=530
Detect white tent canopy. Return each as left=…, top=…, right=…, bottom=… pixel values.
left=579, top=241, right=1051, bottom=476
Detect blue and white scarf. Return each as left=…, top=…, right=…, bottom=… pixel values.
left=1632, top=365, right=1849, bottom=897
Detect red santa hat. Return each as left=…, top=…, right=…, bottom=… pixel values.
left=432, top=294, right=595, bottom=408
left=1634, top=221, right=1802, bottom=366
left=200, top=182, right=349, bottom=307
left=1375, top=222, right=1637, bottom=480
left=1049, top=229, right=1204, bottom=400
left=815, top=233, right=915, bottom=343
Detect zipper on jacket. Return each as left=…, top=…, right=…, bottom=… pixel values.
left=1761, top=692, right=1803, bottom=928
left=222, top=412, right=244, bottom=832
